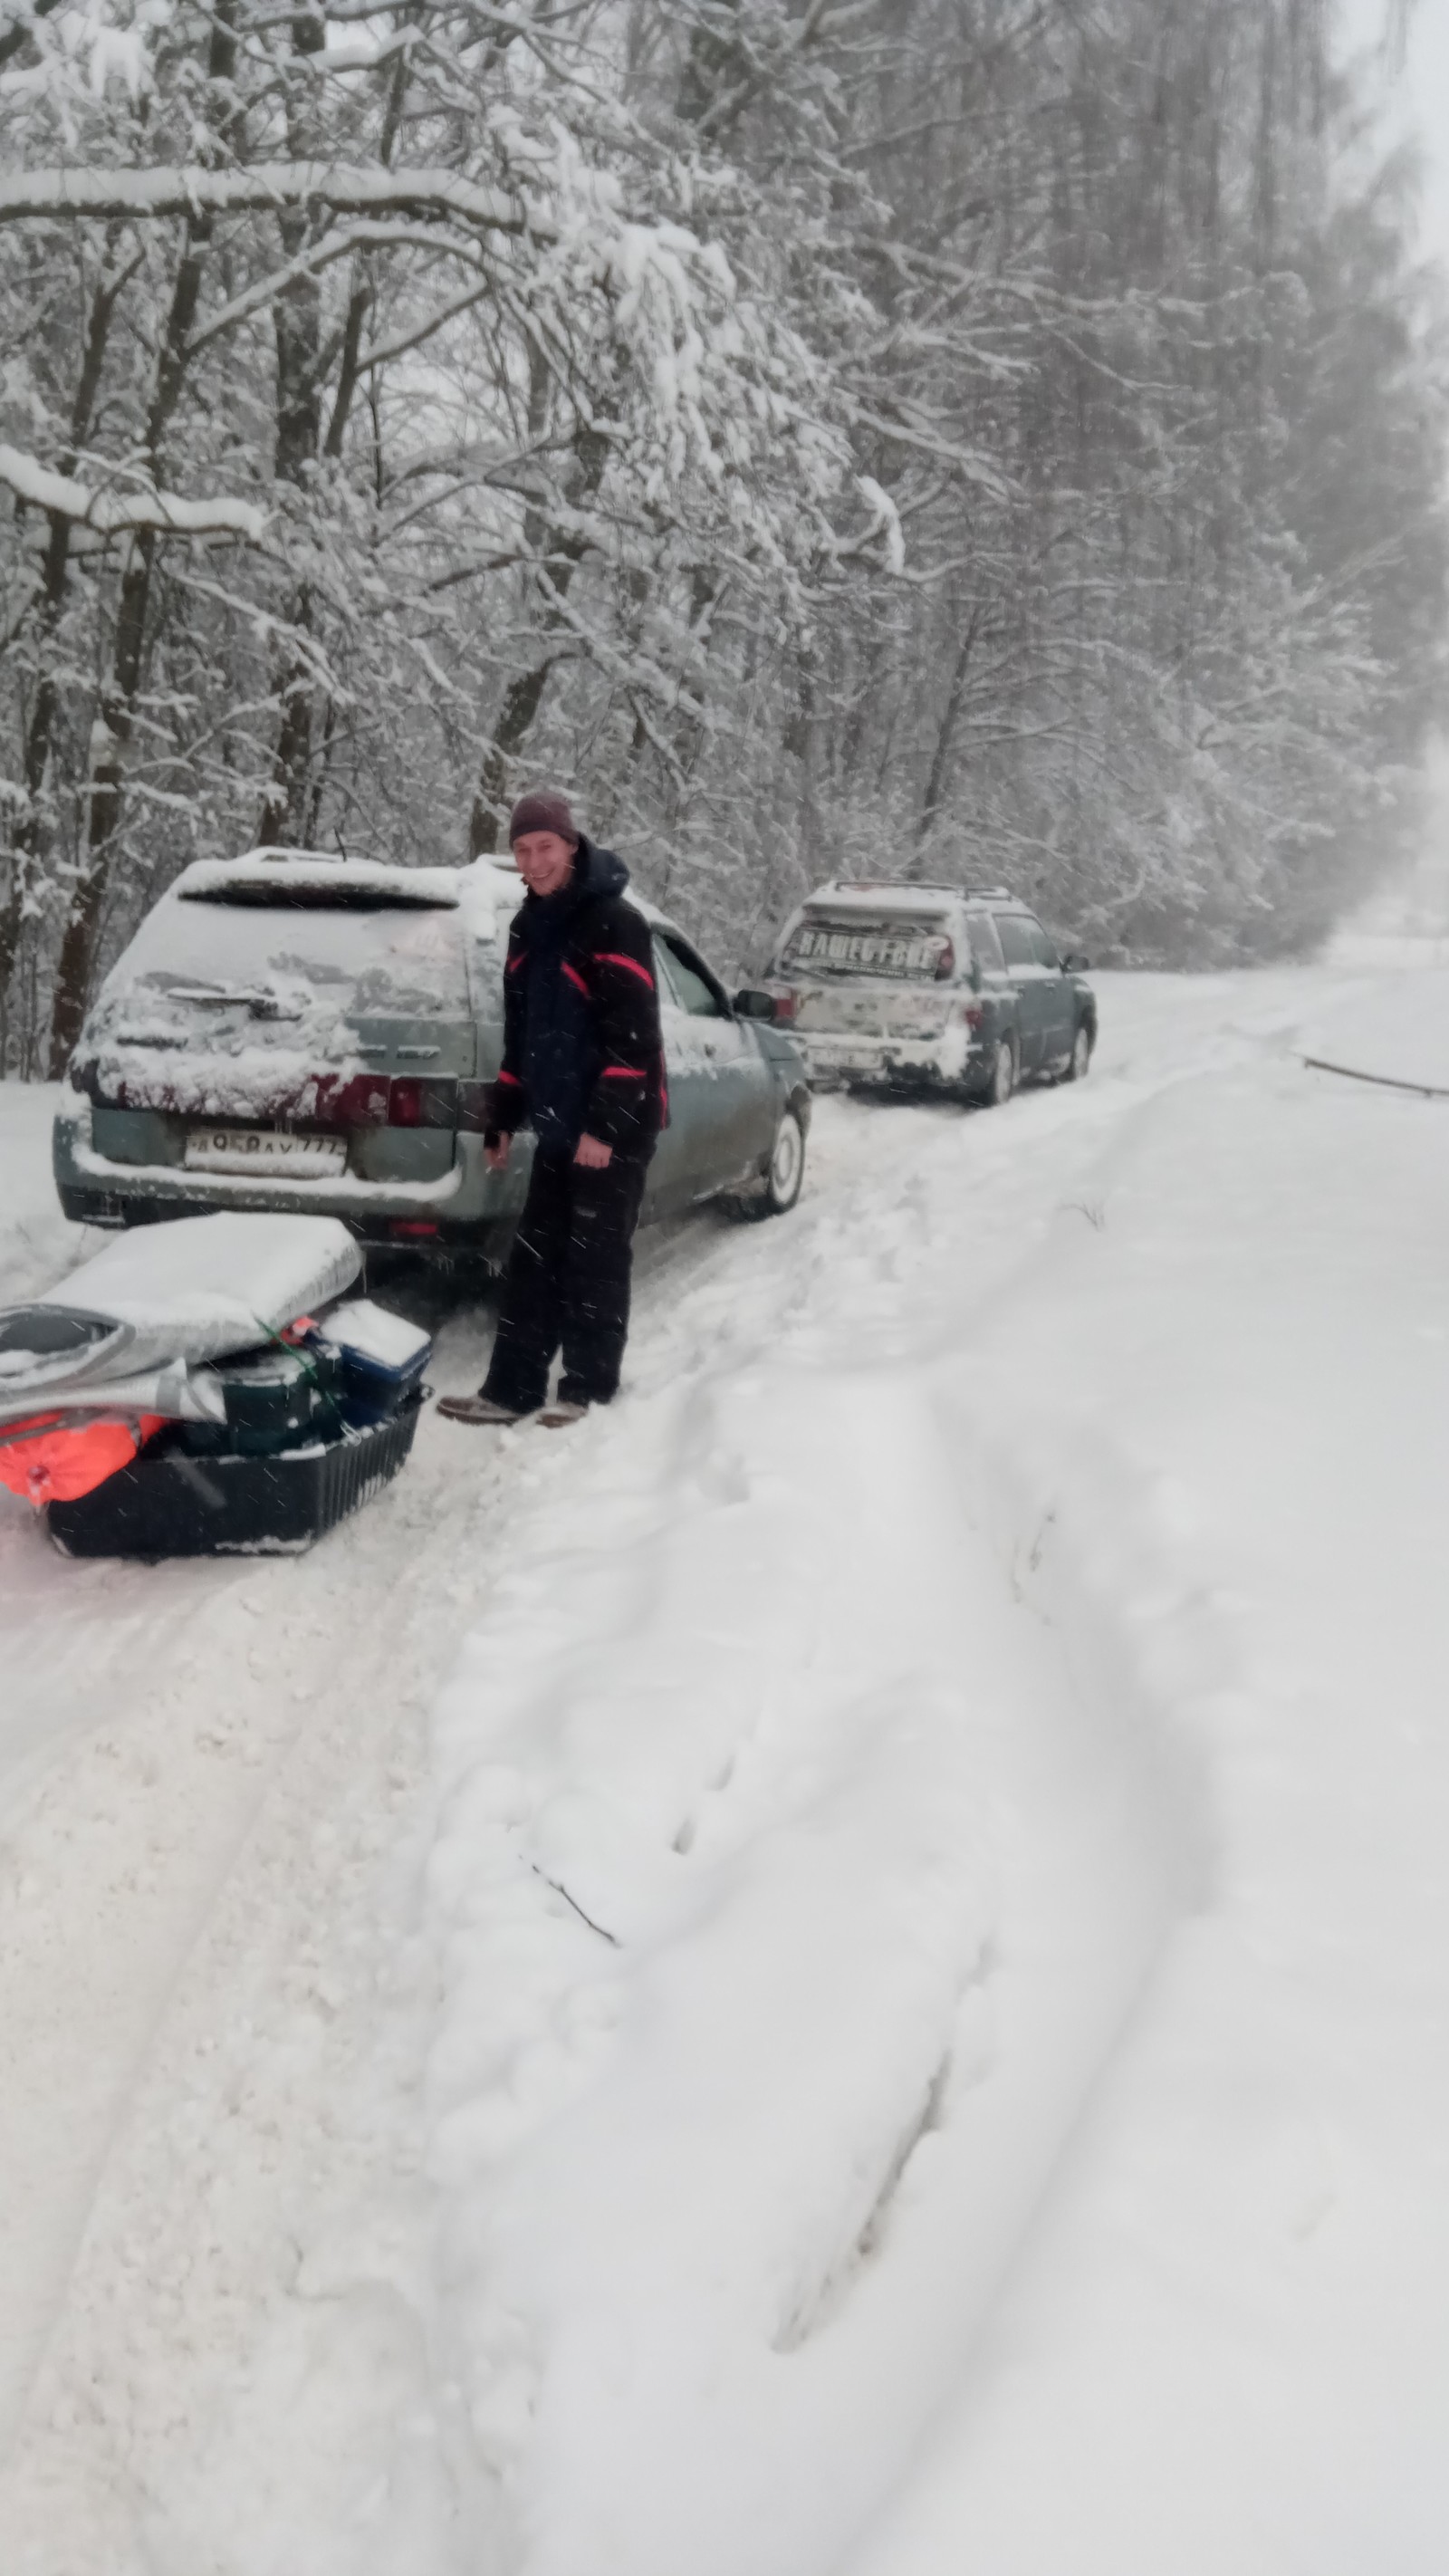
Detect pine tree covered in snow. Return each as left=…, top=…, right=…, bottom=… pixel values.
left=0, top=0, right=1444, bottom=1072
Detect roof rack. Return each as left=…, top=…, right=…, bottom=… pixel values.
left=828, top=878, right=960, bottom=896
left=828, top=877, right=1019, bottom=901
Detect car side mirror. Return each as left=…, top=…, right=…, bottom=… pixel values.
left=1061, top=949, right=1089, bottom=973
left=733, top=988, right=777, bottom=1021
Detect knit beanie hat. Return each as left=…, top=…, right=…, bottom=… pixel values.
left=508, top=790, right=579, bottom=846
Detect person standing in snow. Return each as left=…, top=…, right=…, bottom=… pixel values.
left=438, top=792, right=665, bottom=1429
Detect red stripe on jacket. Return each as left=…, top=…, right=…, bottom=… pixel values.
left=590, top=951, right=655, bottom=990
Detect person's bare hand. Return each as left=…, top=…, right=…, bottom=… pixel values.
left=574, top=1132, right=612, bottom=1170
left=485, top=1136, right=511, bottom=1173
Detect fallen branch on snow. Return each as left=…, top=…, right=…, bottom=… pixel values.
left=1302, top=1054, right=1449, bottom=1101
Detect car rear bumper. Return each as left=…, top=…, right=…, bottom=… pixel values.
left=53, top=1091, right=513, bottom=1251
left=799, top=1028, right=983, bottom=1086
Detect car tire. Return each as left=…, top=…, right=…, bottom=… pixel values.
left=981, top=1035, right=1016, bottom=1108
left=1065, top=1023, right=1092, bottom=1082
left=732, top=1105, right=807, bottom=1220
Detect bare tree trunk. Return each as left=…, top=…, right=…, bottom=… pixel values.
left=468, top=409, right=608, bottom=853
left=783, top=652, right=824, bottom=881
left=0, top=239, right=134, bottom=1014
left=45, top=8, right=238, bottom=1072
left=258, top=5, right=328, bottom=848
left=323, top=22, right=413, bottom=465
left=915, top=605, right=981, bottom=852
left=469, top=658, right=559, bottom=853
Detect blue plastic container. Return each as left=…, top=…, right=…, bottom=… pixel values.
left=318, top=1301, right=433, bottom=1428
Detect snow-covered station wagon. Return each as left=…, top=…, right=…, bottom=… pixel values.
left=767, top=880, right=1097, bottom=1104
left=53, top=851, right=812, bottom=1261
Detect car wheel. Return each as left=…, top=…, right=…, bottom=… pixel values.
left=982, top=1035, right=1016, bottom=1108
left=1065, top=1024, right=1092, bottom=1082
left=733, top=1105, right=807, bottom=1220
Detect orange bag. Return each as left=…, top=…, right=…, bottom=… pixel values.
left=0, top=1410, right=167, bottom=1507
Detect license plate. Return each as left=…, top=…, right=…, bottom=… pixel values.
left=183, top=1125, right=347, bottom=1177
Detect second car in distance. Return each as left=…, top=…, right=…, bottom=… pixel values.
left=763, top=879, right=1096, bottom=1106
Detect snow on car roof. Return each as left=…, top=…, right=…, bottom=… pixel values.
left=454, top=860, right=680, bottom=945
left=171, top=850, right=546, bottom=940
left=178, top=851, right=465, bottom=908
left=456, top=856, right=526, bottom=940
left=168, top=846, right=686, bottom=947
left=167, top=851, right=685, bottom=961
left=804, top=879, right=1023, bottom=910
left=802, top=881, right=955, bottom=918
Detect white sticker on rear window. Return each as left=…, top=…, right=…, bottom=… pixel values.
left=782, top=921, right=949, bottom=981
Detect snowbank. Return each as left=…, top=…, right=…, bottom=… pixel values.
left=424, top=1367, right=1003, bottom=2575
left=420, top=1329, right=1192, bottom=2576
left=417, top=961, right=1449, bottom=2574
left=0, top=1083, right=87, bottom=1303
left=849, top=1003, right=1449, bottom=2575
left=3, top=957, right=1448, bottom=2573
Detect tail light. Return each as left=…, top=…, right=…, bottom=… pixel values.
left=332, top=1073, right=392, bottom=1127
left=934, top=939, right=956, bottom=982
left=385, top=1075, right=457, bottom=1129
left=390, top=1219, right=440, bottom=1239
left=81, top=1066, right=462, bottom=1130
left=772, top=988, right=799, bottom=1021
left=961, top=1002, right=984, bottom=1032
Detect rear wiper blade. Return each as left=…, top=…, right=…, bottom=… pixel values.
left=167, top=983, right=302, bottom=1021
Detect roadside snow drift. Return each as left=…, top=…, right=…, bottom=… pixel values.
left=847, top=1014, right=1449, bottom=2576
left=422, top=1341, right=1189, bottom=2576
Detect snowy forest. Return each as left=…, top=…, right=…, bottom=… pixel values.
left=1, top=0, right=1445, bottom=1075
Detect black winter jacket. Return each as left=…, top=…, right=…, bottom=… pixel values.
left=485, top=837, right=666, bottom=1159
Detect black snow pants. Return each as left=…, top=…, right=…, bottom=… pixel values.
left=483, top=1147, right=651, bottom=1413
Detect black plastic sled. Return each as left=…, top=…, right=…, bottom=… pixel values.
left=46, top=1396, right=424, bottom=1560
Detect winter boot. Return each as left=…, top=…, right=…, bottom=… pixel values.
left=437, top=1392, right=528, bottom=1426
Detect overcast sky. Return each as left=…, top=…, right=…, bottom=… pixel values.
left=1339, top=0, right=1449, bottom=264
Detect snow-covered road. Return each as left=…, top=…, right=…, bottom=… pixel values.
left=3, top=950, right=1447, bottom=2573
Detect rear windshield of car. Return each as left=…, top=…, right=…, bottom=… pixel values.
left=106, top=889, right=472, bottom=1021
left=779, top=912, right=953, bottom=982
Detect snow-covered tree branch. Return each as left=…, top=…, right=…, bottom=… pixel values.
left=0, top=160, right=533, bottom=237
left=0, top=444, right=267, bottom=543
left=0, top=0, right=1444, bottom=1075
